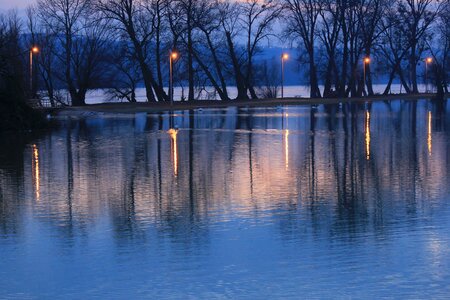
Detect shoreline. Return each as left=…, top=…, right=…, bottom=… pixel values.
left=50, top=93, right=448, bottom=115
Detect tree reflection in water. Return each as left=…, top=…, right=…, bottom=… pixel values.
left=0, top=100, right=448, bottom=242
left=0, top=99, right=449, bottom=297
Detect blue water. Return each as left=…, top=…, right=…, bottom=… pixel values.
left=0, top=99, right=449, bottom=298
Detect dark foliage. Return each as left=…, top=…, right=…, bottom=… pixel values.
left=0, top=12, right=46, bottom=131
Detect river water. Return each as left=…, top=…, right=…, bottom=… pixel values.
left=85, top=84, right=431, bottom=104
left=0, top=99, right=449, bottom=298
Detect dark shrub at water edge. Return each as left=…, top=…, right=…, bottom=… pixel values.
left=0, top=12, right=46, bottom=131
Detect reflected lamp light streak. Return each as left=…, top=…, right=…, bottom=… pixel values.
left=284, top=129, right=289, bottom=170
left=365, top=111, right=371, bottom=160
left=428, top=111, right=432, bottom=155
left=32, top=144, right=40, bottom=200
left=284, top=112, right=289, bottom=169
left=168, top=129, right=179, bottom=176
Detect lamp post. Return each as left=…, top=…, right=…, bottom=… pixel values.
left=281, top=53, right=289, bottom=99
left=30, top=46, right=39, bottom=97
left=169, top=51, right=179, bottom=106
left=425, top=57, right=432, bottom=93
left=363, top=57, right=370, bottom=96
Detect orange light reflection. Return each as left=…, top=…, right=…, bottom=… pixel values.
left=284, top=112, right=289, bottom=170
left=168, top=129, right=179, bottom=176
left=365, top=111, right=371, bottom=160
left=428, top=111, right=432, bottom=155
left=32, top=144, right=40, bottom=200
left=284, top=129, right=289, bottom=170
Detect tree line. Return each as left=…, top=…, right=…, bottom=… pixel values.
left=0, top=13, right=47, bottom=129
left=4, top=0, right=450, bottom=106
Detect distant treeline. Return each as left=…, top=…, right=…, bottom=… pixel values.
left=3, top=0, right=450, bottom=106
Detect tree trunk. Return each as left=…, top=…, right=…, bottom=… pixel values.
left=71, top=90, right=86, bottom=106
left=410, top=43, right=418, bottom=93
left=434, top=64, right=445, bottom=99
left=128, top=25, right=165, bottom=102
left=192, top=49, right=229, bottom=101
left=187, top=0, right=195, bottom=101
left=323, top=59, right=334, bottom=97
left=366, top=64, right=374, bottom=95
left=340, top=32, right=348, bottom=96
left=226, top=31, right=248, bottom=100
left=309, top=53, right=321, bottom=98
left=155, top=18, right=163, bottom=95
left=398, top=67, right=411, bottom=94
left=141, top=65, right=157, bottom=102
left=383, top=68, right=396, bottom=95
left=202, top=30, right=229, bottom=100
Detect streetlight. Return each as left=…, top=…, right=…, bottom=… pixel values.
left=425, top=57, right=432, bottom=93
left=363, top=57, right=370, bottom=96
left=30, top=46, right=39, bottom=97
left=169, top=50, right=179, bottom=106
left=281, top=53, right=289, bottom=99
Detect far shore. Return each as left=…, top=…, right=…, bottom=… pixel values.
left=50, top=92, right=448, bottom=115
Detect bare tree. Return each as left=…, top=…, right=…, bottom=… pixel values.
left=344, top=1, right=364, bottom=97
left=0, top=12, right=25, bottom=98
left=145, top=0, right=169, bottom=91
left=27, top=6, right=66, bottom=107
left=357, top=0, right=387, bottom=96
left=21, top=0, right=446, bottom=105
left=0, top=11, right=45, bottom=129
left=220, top=2, right=249, bottom=100
left=107, top=44, right=142, bottom=102
left=428, top=0, right=450, bottom=97
left=255, top=59, right=279, bottom=98
left=37, top=0, right=91, bottom=105
left=192, top=0, right=231, bottom=101
left=319, top=0, right=341, bottom=97
left=176, top=0, right=196, bottom=101
left=397, top=0, right=441, bottom=93
left=378, top=6, right=411, bottom=94
left=70, top=17, right=113, bottom=101
left=96, top=0, right=168, bottom=102
left=283, top=0, right=322, bottom=98
left=240, top=0, right=282, bottom=99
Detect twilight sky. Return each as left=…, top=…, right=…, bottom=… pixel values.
left=0, top=0, right=34, bottom=11
left=0, top=0, right=284, bottom=46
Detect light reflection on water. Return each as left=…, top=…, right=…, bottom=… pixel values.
left=0, top=99, right=449, bottom=298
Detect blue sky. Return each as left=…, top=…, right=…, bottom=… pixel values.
left=0, top=0, right=33, bottom=11
left=0, top=0, right=286, bottom=47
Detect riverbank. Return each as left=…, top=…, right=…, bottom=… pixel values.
left=51, top=92, right=448, bottom=115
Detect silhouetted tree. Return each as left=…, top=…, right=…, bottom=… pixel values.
left=0, top=12, right=45, bottom=130
left=240, top=0, right=282, bottom=99
left=192, top=0, right=231, bottom=101
left=106, top=44, right=142, bottom=102
left=36, top=0, right=112, bottom=106
left=397, top=0, right=441, bottom=93
left=283, top=0, right=322, bottom=98
left=96, top=0, right=169, bottom=102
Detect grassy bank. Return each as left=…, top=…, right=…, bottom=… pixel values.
left=52, top=92, right=448, bottom=115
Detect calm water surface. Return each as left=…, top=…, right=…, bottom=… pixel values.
left=0, top=99, right=449, bottom=298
